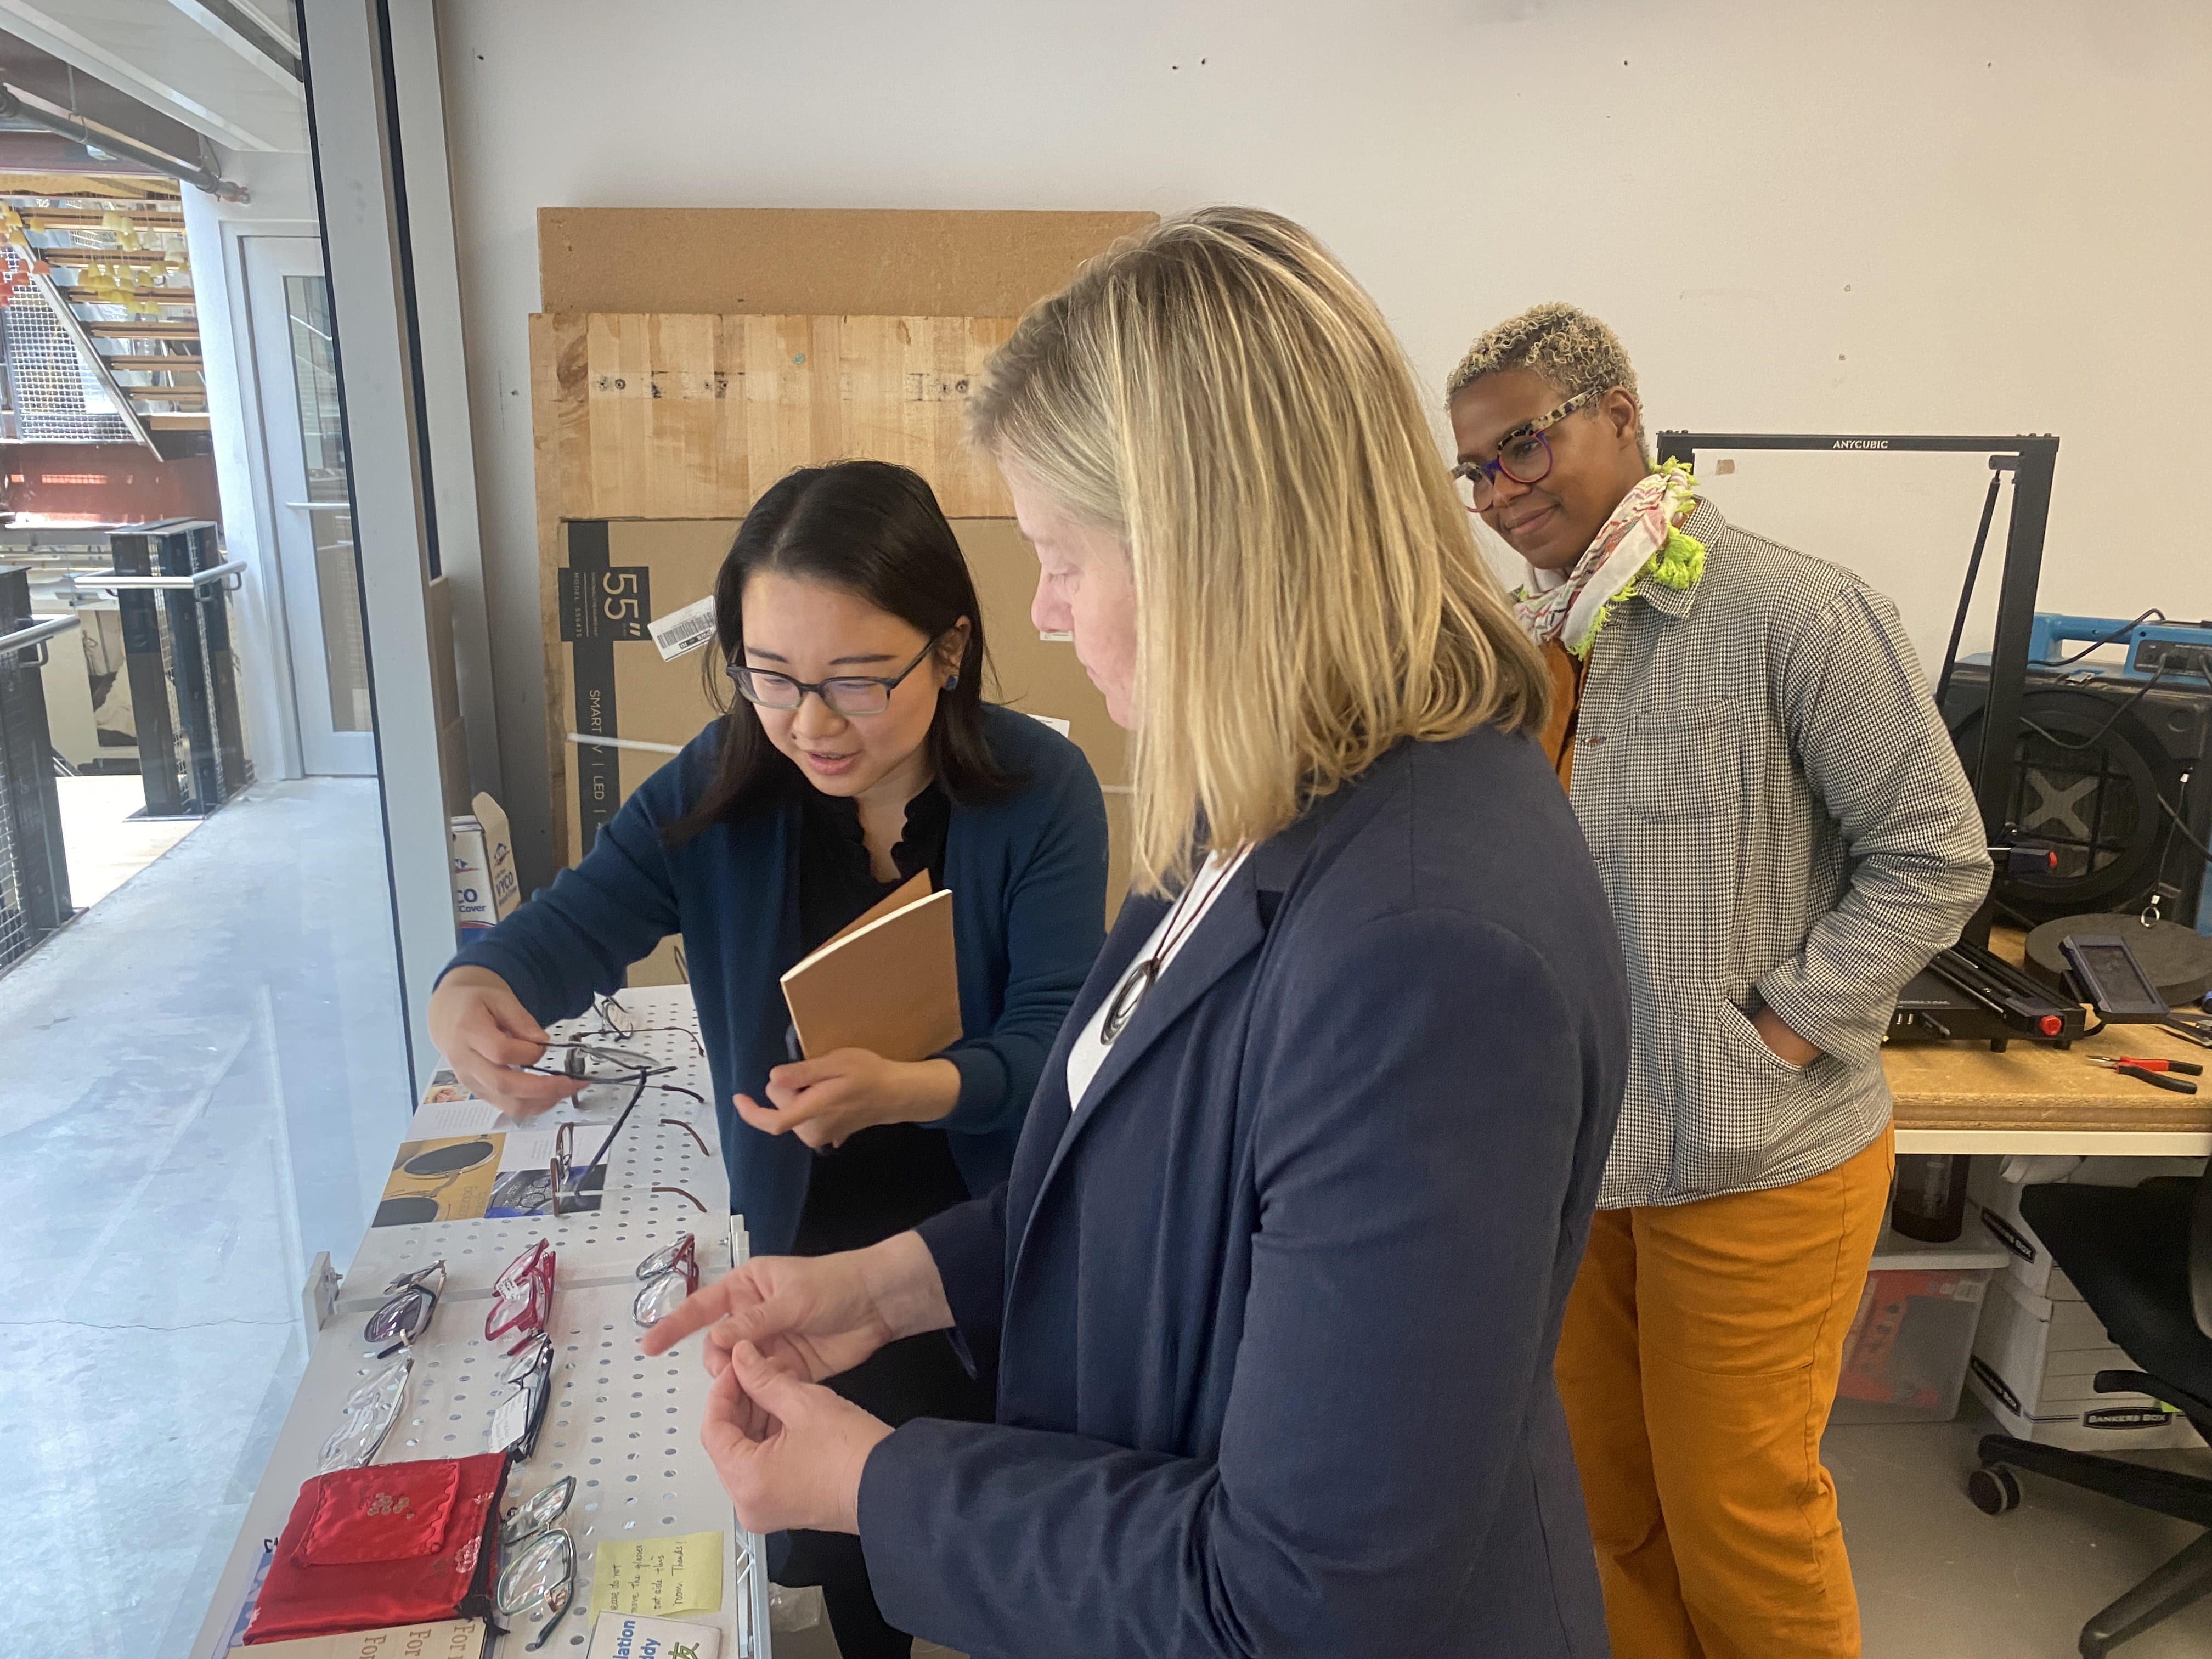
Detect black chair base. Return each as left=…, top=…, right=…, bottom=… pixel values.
left=1973, top=1431, right=2212, bottom=1655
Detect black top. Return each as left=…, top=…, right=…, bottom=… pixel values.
left=788, top=777, right=972, bottom=1257
left=795, top=777, right=952, bottom=953
left=782, top=775, right=996, bottom=1598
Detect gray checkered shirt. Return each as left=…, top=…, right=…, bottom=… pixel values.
left=1568, top=500, right=1991, bottom=1208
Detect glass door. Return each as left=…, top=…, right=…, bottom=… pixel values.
left=244, top=235, right=375, bottom=775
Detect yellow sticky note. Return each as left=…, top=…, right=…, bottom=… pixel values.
left=586, top=1532, right=724, bottom=1619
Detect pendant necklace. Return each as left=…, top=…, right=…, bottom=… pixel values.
left=1099, top=852, right=1240, bottom=1044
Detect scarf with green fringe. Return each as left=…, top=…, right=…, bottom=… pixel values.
left=1511, top=460, right=1705, bottom=657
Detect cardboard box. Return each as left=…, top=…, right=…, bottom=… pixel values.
left=450, top=791, right=521, bottom=940
left=1965, top=1271, right=2203, bottom=1451
left=1967, top=1156, right=2207, bottom=1301
left=537, top=206, right=1156, bottom=319
left=230, top=1619, right=484, bottom=1658
left=554, top=517, right=1130, bottom=922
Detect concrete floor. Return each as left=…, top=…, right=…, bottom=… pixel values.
left=2, top=783, right=2209, bottom=1656
left=55, top=773, right=202, bottom=907
left=1833, top=1402, right=2212, bottom=1657
left=0, top=777, right=410, bottom=1659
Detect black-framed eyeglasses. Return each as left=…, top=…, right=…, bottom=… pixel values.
left=582, top=991, right=703, bottom=1057
left=363, top=1260, right=445, bottom=1359
left=726, top=634, right=944, bottom=716
left=1451, top=389, right=1603, bottom=511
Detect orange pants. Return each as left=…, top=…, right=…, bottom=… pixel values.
left=1555, top=1127, right=1894, bottom=1659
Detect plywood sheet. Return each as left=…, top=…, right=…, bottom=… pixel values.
left=538, top=208, right=1156, bottom=317
left=538, top=313, right=1017, bottom=520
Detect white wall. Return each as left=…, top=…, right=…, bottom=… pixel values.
left=436, top=0, right=2212, bottom=888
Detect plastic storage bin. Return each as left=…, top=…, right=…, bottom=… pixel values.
left=1829, top=1218, right=2009, bottom=1426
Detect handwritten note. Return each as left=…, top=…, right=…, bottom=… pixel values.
left=587, top=1532, right=724, bottom=1619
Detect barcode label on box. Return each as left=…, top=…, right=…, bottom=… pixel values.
left=648, top=596, right=718, bottom=662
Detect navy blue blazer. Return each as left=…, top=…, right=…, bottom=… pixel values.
left=447, top=705, right=1109, bottom=1255
left=859, top=723, right=1627, bottom=1658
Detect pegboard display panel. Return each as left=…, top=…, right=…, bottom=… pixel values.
left=337, top=1220, right=731, bottom=1318
left=191, top=989, right=773, bottom=1657
left=341, top=990, right=727, bottom=1308
left=338, top=1126, right=727, bottom=1312
left=193, top=1281, right=760, bottom=1657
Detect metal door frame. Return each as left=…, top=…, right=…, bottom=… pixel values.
left=299, top=0, right=499, bottom=1088
left=241, top=234, right=376, bottom=776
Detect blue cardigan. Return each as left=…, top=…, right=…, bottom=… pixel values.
left=862, top=724, right=1628, bottom=1658
left=448, top=705, right=1109, bottom=1255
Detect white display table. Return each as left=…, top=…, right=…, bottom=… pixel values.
left=188, top=988, right=771, bottom=1657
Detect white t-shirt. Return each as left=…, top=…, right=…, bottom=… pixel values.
left=1064, top=847, right=1253, bottom=1112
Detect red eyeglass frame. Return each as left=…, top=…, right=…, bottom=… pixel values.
left=486, top=1237, right=556, bottom=1354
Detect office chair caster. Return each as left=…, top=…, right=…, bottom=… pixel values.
left=1967, top=1463, right=2023, bottom=1515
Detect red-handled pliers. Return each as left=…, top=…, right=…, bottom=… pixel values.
left=2088, top=1056, right=2203, bottom=1093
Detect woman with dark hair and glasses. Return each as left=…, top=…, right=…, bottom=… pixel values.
left=429, top=458, right=1109, bottom=1657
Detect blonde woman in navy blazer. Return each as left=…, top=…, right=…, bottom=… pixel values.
left=647, top=210, right=1630, bottom=1658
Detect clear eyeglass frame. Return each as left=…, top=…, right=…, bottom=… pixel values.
left=633, top=1233, right=699, bottom=1329
left=317, top=1354, right=412, bottom=1473
left=496, top=1523, right=577, bottom=1652
left=501, top=1474, right=575, bottom=1549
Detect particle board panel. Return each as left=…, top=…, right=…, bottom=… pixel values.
left=1883, top=928, right=2212, bottom=1136
left=551, top=313, right=1018, bottom=521
left=537, top=207, right=1157, bottom=317
left=1883, top=1016, right=2212, bottom=1135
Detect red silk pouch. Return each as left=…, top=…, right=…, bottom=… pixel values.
left=242, top=1453, right=508, bottom=1642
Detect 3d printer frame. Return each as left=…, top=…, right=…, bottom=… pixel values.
left=1655, top=430, right=2061, bottom=953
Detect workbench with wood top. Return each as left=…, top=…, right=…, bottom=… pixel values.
left=1887, top=1012, right=2212, bottom=1155
left=1886, top=926, right=2212, bottom=1156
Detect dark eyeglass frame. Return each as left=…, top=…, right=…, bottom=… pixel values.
left=725, top=633, right=946, bottom=716
left=364, top=1260, right=446, bottom=1359
left=584, top=991, right=704, bottom=1057
left=494, top=1478, right=576, bottom=1651
left=1451, top=388, right=1604, bottom=511
left=500, top=1333, right=557, bottom=1463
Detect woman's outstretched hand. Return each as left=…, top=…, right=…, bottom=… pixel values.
left=702, top=1340, right=892, bottom=1535
left=426, top=967, right=586, bottom=1117
left=639, top=1231, right=954, bottom=1381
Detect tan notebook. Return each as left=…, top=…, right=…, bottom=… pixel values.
left=781, top=872, right=962, bottom=1062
